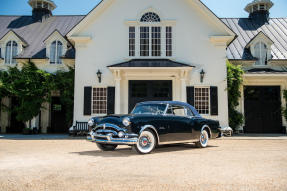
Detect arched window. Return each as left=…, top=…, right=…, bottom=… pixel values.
left=140, top=12, right=161, bottom=22
left=50, top=40, right=63, bottom=64
left=254, top=42, right=267, bottom=65
left=5, top=41, right=18, bottom=64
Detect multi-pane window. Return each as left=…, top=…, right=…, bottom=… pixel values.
left=92, top=88, right=107, bottom=114
left=166, top=26, right=172, bottom=57
left=5, top=41, right=17, bottom=64
left=194, top=87, right=210, bottom=115
left=254, top=42, right=267, bottom=65
left=129, top=12, right=173, bottom=57
left=129, top=27, right=135, bottom=57
left=152, top=27, right=161, bottom=56
left=140, top=27, right=150, bottom=56
left=140, top=12, right=161, bottom=22
left=50, top=40, right=63, bottom=64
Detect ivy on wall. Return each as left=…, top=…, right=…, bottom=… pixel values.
left=0, top=62, right=75, bottom=128
left=227, top=60, right=244, bottom=130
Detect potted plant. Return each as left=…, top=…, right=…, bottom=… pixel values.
left=23, top=127, right=31, bottom=135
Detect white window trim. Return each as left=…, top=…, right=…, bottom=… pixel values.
left=194, top=86, right=210, bottom=116
left=4, top=40, right=18, bottom=65
left=50, top=40, right=63, bottom=64
left=254, top=41, right=268, bottom=66
left=91, top=87, right=108, bottom=115
left=126, top=20, right=176, bottom=59
left=44, top=31, right=68, bottom=64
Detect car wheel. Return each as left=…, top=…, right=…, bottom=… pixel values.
left=133, top=130, right=156, bottom=154
left=96, top=143, right=118, bottom=151
left=195, top=129, right=209, bottom=148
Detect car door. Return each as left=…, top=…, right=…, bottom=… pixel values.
left=161, top=105, right=194, bottom=142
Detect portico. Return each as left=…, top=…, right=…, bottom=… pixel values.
left=109, top=59, right=194, bottom=114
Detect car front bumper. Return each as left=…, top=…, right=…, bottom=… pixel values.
left=87, top=132, right=138, bottom=145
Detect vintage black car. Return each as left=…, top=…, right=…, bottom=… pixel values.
left=87, top=101, right=222, bottom=154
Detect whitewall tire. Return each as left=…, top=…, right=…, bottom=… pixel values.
left=133, top=130, right=156, bottom=154
left=195, top=129, right=209, bottom=148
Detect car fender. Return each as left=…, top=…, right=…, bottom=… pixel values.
left=140, top=125, right=160, bottom=144
left=201, top=125, right=212, bottom=139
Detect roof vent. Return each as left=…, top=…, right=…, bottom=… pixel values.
left=245, top=0, right=273, bottom=22
left=28, top=0, right=56, bottom=22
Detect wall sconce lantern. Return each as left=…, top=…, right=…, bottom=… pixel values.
left=97, top=70, right=102, bottom=83
left=200, top=69, right=205, bottom=83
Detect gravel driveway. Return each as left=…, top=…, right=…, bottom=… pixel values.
left=0, top=136, right=286, bottom=191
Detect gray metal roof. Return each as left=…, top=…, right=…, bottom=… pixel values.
left=0, top=15, right=84, bottom=59
left=108, top=59, right=194, bottom=68
left=222, top=18, right=287, bottom=60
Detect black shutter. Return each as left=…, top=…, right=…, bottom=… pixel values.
left=107, top=87, right=115, bottom=115
left=210, top=86, right=218, bottom=115
left=186, top=86, right=195, bottom=106
left=83, top=87, right=92, bottom=115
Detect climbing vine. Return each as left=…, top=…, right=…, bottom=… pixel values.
left=227, top=60, right=244, bottom=130
left=0, top=62, right=75, bottom=129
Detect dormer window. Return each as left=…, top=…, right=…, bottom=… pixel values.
left=50, top=40, right=62, bottom=64
left=128, top=12, right=173, bottom=58
left=254, top=42, right=267, bottom=65
left=5, top=41, right=18, bottom=64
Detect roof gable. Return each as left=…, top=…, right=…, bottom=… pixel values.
left=0, top=30, right=28, bottom=47
left=43, top=30, right=69, bottom=45
left=67, top=0, right=235, bottom=38
left=245, top=31, right=273, bottom=48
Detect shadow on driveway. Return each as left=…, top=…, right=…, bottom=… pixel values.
left=71, top=143, right=218, bottom=157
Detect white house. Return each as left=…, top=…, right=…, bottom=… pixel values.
left=67, top=0, right=236, bottom=128
left=0, top=0, right=286, bottom=134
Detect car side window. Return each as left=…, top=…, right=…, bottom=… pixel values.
left=186, top=108, right=194, bottom=117
left=166, top=105, right=190, bottom=117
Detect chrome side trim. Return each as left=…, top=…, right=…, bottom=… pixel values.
left=159, top=140, right=198, bottom=145
left=140, top=125, right=160, bottom=144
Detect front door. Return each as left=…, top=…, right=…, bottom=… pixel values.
left=129, top=80, right=172, bottom=112
left=50, top=97, right=68, bottom=133
left=244, top=86, right=282, bottom=133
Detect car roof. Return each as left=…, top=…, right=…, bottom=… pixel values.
left=137, top=101, right=201, bottom=117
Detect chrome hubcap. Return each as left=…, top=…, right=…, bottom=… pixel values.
left=140, top=136, right=150, bottom=148
left=201, top=133, right=207, bottom=144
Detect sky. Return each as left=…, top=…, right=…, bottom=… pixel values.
left=0, top=0, right=287, bottom=18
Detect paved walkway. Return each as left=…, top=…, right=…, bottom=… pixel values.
left=0, top=134, right=85, bottom=140
left=0, top=133, right=286, bottom=140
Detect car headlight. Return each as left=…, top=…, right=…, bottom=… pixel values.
left=122, top=117, right=131, bottom=127
left=118, top=131, right=125, bottom=138
left=88, top=118, right=94, bottom=127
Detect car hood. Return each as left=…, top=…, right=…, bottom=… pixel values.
left=91, top=114, right=158, bottom=128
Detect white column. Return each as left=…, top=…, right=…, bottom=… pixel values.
left=181, top=78, right=187, bottom=102
left=114, top=70, right=121, bottom=114
left=180, top=70, right=187, bottom=102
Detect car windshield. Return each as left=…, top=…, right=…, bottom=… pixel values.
left=131, top=104, right=167, bottom=115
